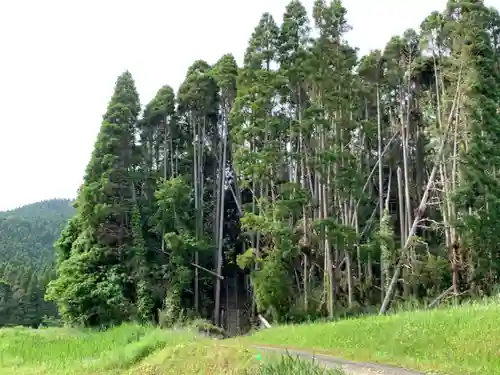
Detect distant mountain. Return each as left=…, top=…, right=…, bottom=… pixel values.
left=0, top=199, right=75, bottom=269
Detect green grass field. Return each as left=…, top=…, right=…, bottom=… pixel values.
left=243, top=300, right=500, bottom=375
left=5, top=301, right=497, bottom=374
left=0, top=323, right=342, bottom=375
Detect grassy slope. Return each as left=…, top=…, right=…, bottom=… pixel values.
left=242, top=301, right=500, bottom=375
left=3, top=304, right=499, bottom=374
left=0, top=324, right=342, bottom=375
left=0, top=324, right=255, bottom=375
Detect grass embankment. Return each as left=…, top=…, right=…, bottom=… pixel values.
left=0, top=323, right=343, bottom=375
left=243, top=301, right=500, bottom=375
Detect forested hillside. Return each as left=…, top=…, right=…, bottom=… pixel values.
left=0, top=199, right=74, bottom=268
left=47, top=0, right=500, bottom=329
left=0, top=199, right=74, bottom=326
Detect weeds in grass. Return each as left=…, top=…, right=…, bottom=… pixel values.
left=256, top=354, right=344, bottom=374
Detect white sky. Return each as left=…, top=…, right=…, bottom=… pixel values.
left=0, top=0, right=490, bottom=211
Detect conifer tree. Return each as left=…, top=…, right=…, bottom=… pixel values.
left=452, top=0, right=500, bottom=292
left=46, top=71, right=141, bottom=326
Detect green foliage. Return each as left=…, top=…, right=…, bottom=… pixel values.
left=48, top=72, right=141, bottom=327
left=28, top=0, right=500, bottom=332
left=212, top=54, right=238, bottom=106
left=451, top=0, right=500, bottom=291
left=158, top=291, right=184, bottom=328
left=152, top=177, right=196, bottom=309
left=251, top=253, right=294, bottom=322
left=46, top=249, right=133, bottom=326
left=152, top=176, right=194, bottom=232
left=0, top=199, right=74, bottom=268
left=0, top=199, right=72, bottom=327
left=237, top=248, right=256, bottom=270
left=132, top=205, right=154, bottom=323
left=178, top=60, right=219, bottom=117
left=378, top=208, right=395, bottom=289
left=0, top=264, right=57, bottom=328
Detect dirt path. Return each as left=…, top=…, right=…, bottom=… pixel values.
left=253, top=345, right=427, bottom=375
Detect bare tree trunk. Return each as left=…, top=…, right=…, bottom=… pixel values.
left=397, top=166, right=410, bottom=298
left=323, top=129, right=334, bottom=318
left=401, top=78, right=412, bottom=240
left=192, top=113, right=199, bottom=313
left=380, top=65, right=462, bottom=314
left=346, top=250, right=353, bottom=308
left=161, top=118, right=168, bottom=253
left=215, top=106, right=229, bottom=326
left=376, top=83, right=384, bottom=303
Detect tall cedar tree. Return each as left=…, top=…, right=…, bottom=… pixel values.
left=46, top=72, right=142, bottom=326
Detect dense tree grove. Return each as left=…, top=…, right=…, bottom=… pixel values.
left=0, top=199, right=73, bottom=326
left=44, top=0, right=500, bottom=327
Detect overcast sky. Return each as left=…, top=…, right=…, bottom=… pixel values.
left=0, top=0, right=482, bottom=211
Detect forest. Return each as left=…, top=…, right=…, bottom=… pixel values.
left=35, top=0, right=500, bottom=329
left=0, top=199, right=73, bottom=326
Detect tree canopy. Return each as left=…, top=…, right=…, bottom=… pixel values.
left=6, top=0, right=500, bottom=329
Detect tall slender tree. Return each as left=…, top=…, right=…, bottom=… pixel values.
left=46, top=72, right=141, bottom=326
